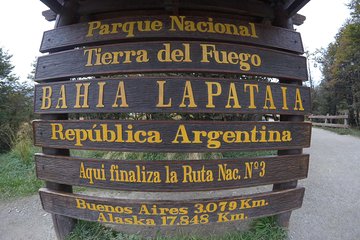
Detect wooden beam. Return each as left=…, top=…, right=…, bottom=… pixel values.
left=40, top=0, right=63, bottom=14
left=41, top=0, right=310, bottom=26
left=42, top=10, right=56, bottom=21
left=311, top=123, right=349, bottom=128
left=40, top=0, right=79, bottom=239
left=308, top=115, right=348, bottom=120
left=292, top=13, right=306, bottom=26
left=76, top=0, right=274, bottom=18
left=286, top=0, right=310, bottom=18
left=272, top=1, right=306, bottom=229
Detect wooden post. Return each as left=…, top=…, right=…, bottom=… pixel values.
left=325, top=113, right=329, bottom=124
left=272, top=1, right=304, bottom=228
left=41, top=0, right=79, bottom=239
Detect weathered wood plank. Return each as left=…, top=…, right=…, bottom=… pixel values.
left=42, top=9, right=57, bottom=21
left=39, top=1, right=78, bottom=239
left=40, top=15, right=303, bottom=53
left=35, top=41, right=308, bottom=82
left=76, top=0, right=274, bottom=19
left=35, top=153, right=309, bottom=192
left=40, top=0, right=63, bottom=14
left=311, top=123, right=349, bottom=129
left=287, top=0, right=310, bottom=18
left=39, top=187, right=305, bottom=226
left=271, top=5, right=305, bottom=228
left=34, top=77, right=311, bottom=115
left=33, top=120, right=312, bottom=152
left=308, top=115, right=348, bottom=120
left=292, top=14, right=306, bottom=26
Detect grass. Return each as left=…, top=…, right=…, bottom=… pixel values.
left=0, top=150, right=43, bottom=200
left=67, top=217, right=287, bottom=240
left=315, top=126, right=360, bottom=138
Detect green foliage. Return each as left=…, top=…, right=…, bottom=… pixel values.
left=67, top=217, right=286, bottom=240
left=11, top=137, right=34, bottom=165
left=71, top=149, right=107, bottom=159
left=0, top=48, right=16, bottom=81
left=99, top=151, right=274, bottom=161
left=0, top=48, right=34, bottom=152
left=348, top=0, right=360, bottom=22
left=11, top=122, right=35, bottom=165
left=314, top=0, right=360, bottom=125
left=0, top=121, right=42, bottom=199
left=222, top=150, right=276, bottom=158
left=102, top=152, right=225, bottom=161
left=315, top=126, right=360, bottom=138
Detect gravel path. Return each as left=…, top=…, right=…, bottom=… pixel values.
left=1, top=127, right=359, bottom=240
left=289, top=128, right=360, bottom=240
left=0, top=195, right=55, bottom=240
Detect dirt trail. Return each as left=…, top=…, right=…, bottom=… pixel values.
left=289, top=128, right=360, bottom=240
left=1, top=128, right=359, bottom=240
left=0, top=195, right=55, bottom=240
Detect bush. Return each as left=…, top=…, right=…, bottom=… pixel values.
left=11, top=122, right=35, bottom=165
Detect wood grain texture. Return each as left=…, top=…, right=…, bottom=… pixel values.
left=271, top=5, right=304, bottom=228
left=40, top=15, right=303, bottom=53
left=39, top=187, right=305, bottom=226
left=34, top=77, right=311, bottom=115
left=40, top=1, right=79, bottom=239
left=76, top=0, right=274, bottom=18
left=35, top=41, right=308, bottom=82
left=33, top=120, right=312, bottom=152
left=35, top=153, right=309, bottom=191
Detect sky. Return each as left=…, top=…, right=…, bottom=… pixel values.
left=0, top=0, right=352, bottom=85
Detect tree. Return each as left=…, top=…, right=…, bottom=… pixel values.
left=315, top=0, right=360, bottom=126
left=0, top=48, right=34, bottom=152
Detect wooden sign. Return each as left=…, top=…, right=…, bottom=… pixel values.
left=35, top=0, right=311, bottom=236
left=36, top=153, right=309, bottom=192
left=40, top=187, right=305, bottom=226
left=33, top=120, right=311, bottom=152
left=34, top=77, right=311, bottom=115
left=40, top=15, right=304, bottom=53
left=34, top=41, right=308, bottom=82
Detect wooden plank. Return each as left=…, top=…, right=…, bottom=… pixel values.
left=34, top=41, right=308, bottom=82
left=271, top=6, right=305, bottom=228
left=42, top=10, right=57, bottom=21
left=35, top=153, right=309, bottom=192
left=34, top=77, right=311, bottom=115
left=308, top=115, right=348, bottom=120
left=39, top=187, right=305, bottom=226
left=292, top=14, right=306, bottom=26
left=311, top=123, right=349, bottom=129
left=40, top=15, right=304, bottom=53
left=40, top=1, right=78, bottom=239
left=286, top=0, right=310, bottom=18
left=40, top=0, right=63, bottom=14
left=76, top=0, right=274, bottom=19
left=33, top=120, right=312, bottom=152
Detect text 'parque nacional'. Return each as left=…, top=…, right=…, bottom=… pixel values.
left=40, top=15, right=304, bottom=53
left=86, top=16, right=258, bottom=39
